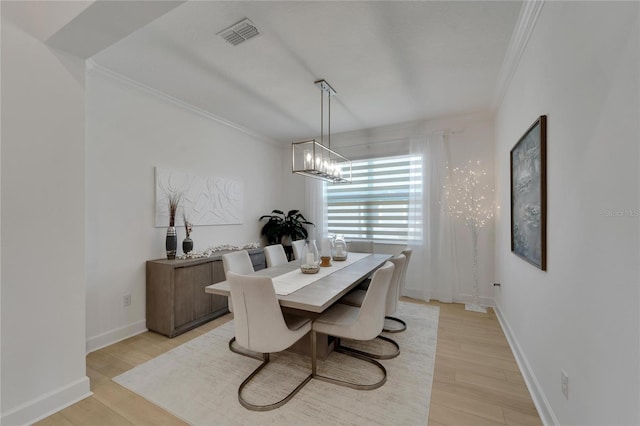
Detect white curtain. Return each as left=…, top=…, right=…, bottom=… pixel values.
left=405, top=133, right=459, bottom=302
left=304, top=178, right=327, bottom=243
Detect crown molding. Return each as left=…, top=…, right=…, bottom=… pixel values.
left=493, top=0, right=545, bottom=109
left=86, top=59, right=280, bottom=147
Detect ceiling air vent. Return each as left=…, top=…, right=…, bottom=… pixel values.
left=217, top=18, right=259, bottom=46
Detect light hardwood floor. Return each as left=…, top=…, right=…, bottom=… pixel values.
left=37, top=299, right=541, bottom=426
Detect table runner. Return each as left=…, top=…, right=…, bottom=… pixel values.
left=272, top=252, right=370, bottom=295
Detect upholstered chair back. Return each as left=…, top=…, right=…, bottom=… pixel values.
left=349, top=261, right=394, bottom=340
left=222, top=250, right=254, bottom=276
left=227, top=273, right=302, bottom=353
left=264, top=244, right=288, bottom=267
left=385, top=254, right=406, bottom=316
left=291, top=239, right=306, bottom=260
left=222, top=250, right=255, bottom=313
left=399, top=248, right=413, bottom=297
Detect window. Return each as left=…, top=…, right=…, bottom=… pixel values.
left=326, top=154, right=422, bottom=243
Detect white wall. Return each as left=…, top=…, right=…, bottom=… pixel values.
left=494, top=2, right=639, bottom=425
left=1, top=17, right=90, bottom=425
left=85, top=65, right=288, bottom=351
left=298, top=112, right=496, bottom=305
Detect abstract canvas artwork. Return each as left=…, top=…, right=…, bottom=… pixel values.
left=155, top=167, right=243, bottom=227
left=510, top=115, right=547, bottom=270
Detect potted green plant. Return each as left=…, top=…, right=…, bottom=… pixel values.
left=259, top=209, right=314, bottom=245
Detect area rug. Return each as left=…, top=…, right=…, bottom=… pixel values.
left=114, top=302, right=439, bottom=425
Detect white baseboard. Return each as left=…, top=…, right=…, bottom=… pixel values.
left=494, top=302, right=559, bottom=426
left=456, top=292, right=494, bottom=308
left=86, top=319, right=147, bottom=354
left=402, top=288, right=493, bottom=308
left=1, top=377, right=91, bottom=426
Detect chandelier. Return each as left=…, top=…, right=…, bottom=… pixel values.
left=292, top=79, right=352, bottom=183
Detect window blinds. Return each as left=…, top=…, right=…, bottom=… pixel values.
left=327, top=155, right=422, bottom=243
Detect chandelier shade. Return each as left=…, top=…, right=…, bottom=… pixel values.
left=292, top=79, right=351, bottom=184
left=292, top=139, right=352, bottom=183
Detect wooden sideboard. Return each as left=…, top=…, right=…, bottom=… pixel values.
left=146, top=248, right=265, bottom=337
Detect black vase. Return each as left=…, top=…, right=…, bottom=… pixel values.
left=166, top=226, right=177, bottom=259
left=182, top=236, right=193, bottom=254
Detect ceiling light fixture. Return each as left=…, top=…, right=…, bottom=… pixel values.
left=292, top=80, right=352, bottom=184
left=217, top=18, right=259, bottom=46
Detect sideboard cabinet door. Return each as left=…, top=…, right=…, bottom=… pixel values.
left=174, top=263, right=212, bottom=330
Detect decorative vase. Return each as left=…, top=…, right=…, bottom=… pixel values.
left=166, top=226, right=177, bottom=259
left=182, top=236, right=193, bottom=254
left=300, top=240, right=320, bottom=274
left=332, top=235, right=348, bottom=261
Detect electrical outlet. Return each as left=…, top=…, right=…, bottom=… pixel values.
left=123, top=294, right=132, bottom=307
left=561, top=369, right=569, bottom=399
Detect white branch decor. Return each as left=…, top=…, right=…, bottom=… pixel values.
left=444, top=160, right=495, bottom=313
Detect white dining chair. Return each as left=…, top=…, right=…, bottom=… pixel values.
left=264, top=244, right=288, bottom=267
left=226, top=272, right=312, bottom=411
left=311, top=261, right=394, bottom=390
left=291, top=239, right=306, bottom=260
left=338, top=254, right=406, bottom=359
left=222, top=250, right=255, bottom=276
left=222, top=250, right=256, bottom=356
left=355, top=248, right=411, bottom=332
left=386, top=247, right=413, bottom=333
left=398, top=248, right=412, bottom=296
left=222, top=250, right=255, bottom=314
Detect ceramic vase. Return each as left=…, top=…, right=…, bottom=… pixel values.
left=182, top=236, right=193, bottom=254
left=166, top=226, right=177, bottom=259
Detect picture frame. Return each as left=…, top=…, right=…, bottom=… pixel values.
left=510, top=115, right=547, bottom=270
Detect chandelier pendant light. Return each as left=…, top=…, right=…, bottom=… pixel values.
left=292, top=79, right=352, bottom=183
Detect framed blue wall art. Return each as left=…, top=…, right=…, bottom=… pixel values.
left=510, top=115, right=547, bottom=270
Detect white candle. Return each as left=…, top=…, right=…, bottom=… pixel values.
left=304, top=150, right=312, bottom=169
left=306, top=253, right=315, bottom=265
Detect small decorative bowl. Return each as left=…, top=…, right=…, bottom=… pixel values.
left=300, top=265, right=320, bottom=274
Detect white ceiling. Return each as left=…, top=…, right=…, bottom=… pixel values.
left=91, top=1, right=522, bottom=144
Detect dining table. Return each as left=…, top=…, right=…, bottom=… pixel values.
left=204, top=252, right=392, bottom=314
left=204, top=252, right=392, bottom=358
